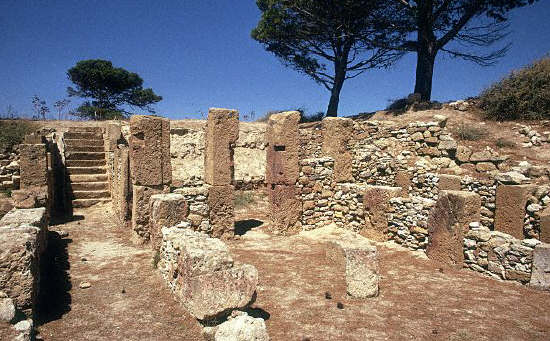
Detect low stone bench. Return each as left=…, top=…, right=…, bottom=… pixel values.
left=159, top=224, right=258, bottom=320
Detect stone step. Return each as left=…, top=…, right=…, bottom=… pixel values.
left=66, top=159, right=106, bottom=167
left=71, top=181, right=108, bottom=191
left=64, top=132, right=103, bottom=140
left=65, top=152, right=105, bottom=160
left=64, top=139, right=104, bottom=147
left=69, top=174, right=108, bottom=183
left=65, top=145, right=105, bottom=153
left=67, top=166, right=106, bottom=175
left=72, top=198, right=111, bottom=208
left=72, top=190, right=110, bottom=199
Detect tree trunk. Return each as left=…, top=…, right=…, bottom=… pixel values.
left=413, top=48, right=436, bottom=101
left=326, top=62, right=347, bottom=117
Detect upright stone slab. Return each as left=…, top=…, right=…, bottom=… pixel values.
left=322, top=117, right=354, bottom=183
left=208, top=185, right=235, bottom=239
left=129, top=115, right=171, bottom=186
left=438, top=174, right=462, bottom=191
left=394, top=171, right=411, bottom=197
left=19, top=144, right=48, bottom=189
left=204, top=108, right=239, bottom=186
left=265, top=111, right=300, bottom=186
left=494, top=184, right=536, bottom=239
left=539, top=208, right=550, bottom=244
left=112, top=147, right=130, bottom=224
left=426, top=190, right=481, bottom=269
left=530, top=243, right=550, bottom=291
left=362, top=186, right=402, bottom=241
left=150, top=193, right=188, bottom=250
left=105, top=122, right=122, bottom=152
left=267, top=184, right=301, bottom=234
left=132, top=185, right=162, bottom=242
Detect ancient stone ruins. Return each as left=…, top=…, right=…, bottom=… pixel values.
left=1, top=108, right=550, bottom=340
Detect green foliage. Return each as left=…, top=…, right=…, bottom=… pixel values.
left=67, top=59, right=162, bottom=120
left=234, top=191, right=256, bottom=210
left=479, top=57, right=550, bottom=121
left=454, top=123, right=487, bottom=141
left=0, top=120, right=36, bottom=151
left=300, top=111, right=325, bottom=123
left=495, top=137, right=516, bottom=148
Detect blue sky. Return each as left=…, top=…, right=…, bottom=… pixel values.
left=0, top=0, right=549, bottom=120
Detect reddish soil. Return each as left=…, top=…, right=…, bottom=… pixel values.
left=36, top=204, right=203, bottom=341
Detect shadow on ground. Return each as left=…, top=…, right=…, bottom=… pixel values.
left=234, top=219, right=264, bottom=236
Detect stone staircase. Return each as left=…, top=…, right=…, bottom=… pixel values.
left=64, top=127, right=111, bottom=208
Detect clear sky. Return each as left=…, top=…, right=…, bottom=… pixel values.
left=1, top=1, right=549, bottom=120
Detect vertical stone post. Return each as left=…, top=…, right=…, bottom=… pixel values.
left=265, top=111, right=301, bottom=233
left=204, top=108, right=239, bottom=239
left=321, top=117, right=354, bottom=183
left=129, top=115, right=171, bottom=243
left=16, top=141, right=51, bottom=215
left=494, top=184, right=536, bottom=239
left=426, top=190, right=481, bottom=269
left=362, top=185, right=403, bottom=241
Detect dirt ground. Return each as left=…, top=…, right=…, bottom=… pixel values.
left=33, top=197, right=550, bottom=341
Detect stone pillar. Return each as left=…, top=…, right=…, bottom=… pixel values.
left=265, top=111, right=301, bottom=233
left=150, top=193, right=188, bottom=250
left=204, top=108, right=239, bottom=239
left=321, top=117, right=354, bottom=183
left=362, top=186, right=402, bottom=241
left=438, top=174, right=462, bottom=191
left=494, top=184, right=536, bottom=240
left=19, top=143, right=48, bottom=190
left=129, top=115, right=171, bottom=242
left=426, top=190, right=481, bottom=269
left=394, top=171, right=411, bottom=197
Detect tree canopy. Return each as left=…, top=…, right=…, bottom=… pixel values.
left=252, top=0, right=405, bottom=116
left=390, top=0, right=538, bottom=101
left=67, top=59, right=162, bottom=120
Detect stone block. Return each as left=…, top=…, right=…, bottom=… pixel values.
left=539, top=208, right=550, bottom=244
left=213, top=311, right=269, bottom=341
left=129, top=115, right=171, bottom=186
left=394, top=171, right=411, bottom=197
left=530, top=243, right=550, bottom=291
left=322, top=117, right=354, bottom=183
left=19, top=144, right=48, bottom=189
left=326, top=239, right=379, bottom=298
left=11, top=187, right=48, bottom=209
left=204, top=108, right=239, bottom=186
left=112, top=147, right=130, bottom=223
left=362, top=186, right=402, bottom=241
left=132, top=185, right=162, bottom=242
left=208, top=185, right=235, bottom=239
left=23, top=133, right=44, bottom=144
left=0, top=207, right=48, bottom=230
left=150, top=193, right=188, bottom=250
left=426, top=190, right=481, bottom=269
left=265, top=111, right=300, bottom=185
left=0, top=198, right=13, bottom=218
left=438, top=174, right=462, bottom=191
left=268, top=184, right=301, bottom=235
left=494, top=184, right=536, bottom=239
left=105, top=122, right=121, bottom=152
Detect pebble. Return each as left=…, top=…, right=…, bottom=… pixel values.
left=79, top=282, right=91, bottom=289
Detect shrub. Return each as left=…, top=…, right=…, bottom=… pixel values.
left=479, top=57, right=550, bottom=121
left=0, top=120, right=37, bottom=151
left=300, top=111, right=325, bottom=123
left=454, top=123, right=487, bottom=141
left=234, top=191, right=256, bottom=209
left=495, top=137, right=516, bottom=148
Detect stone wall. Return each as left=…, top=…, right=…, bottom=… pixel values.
left=0, top=145, right=20, bottom=192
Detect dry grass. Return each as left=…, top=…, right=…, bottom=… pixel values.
left=454, top=123, right=487, bottom=141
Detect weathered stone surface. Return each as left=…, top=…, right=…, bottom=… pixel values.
left=265, top=111, right=300, bottom=185
left=204, top=108, right=239, bottom=186
left=0, top=198, right=13, bottom=218
left=150, top=193, right=188, bottom=250
left=495, top=171, right=529, bottom=185
left=394, top=171, right=411, bottom=197
left=0, top=207, right=47, bottom=229
left=132, top=185, right=162, bottom=242
left=105, top=122, right=121, bottom=152
left=539, top=208, right=550, bottom=244
left=11, top=187, right=48, bottom=209
left=112, top=146, right=130, bottom=224
left=322, top=117, right=354, bottom=183
left=456, top=146, right=472, bottom=163
left=494, top=184, right=536, bottom=239
left=362, top=186, right=402, bottom=241
left=214, top=311, right=269, bottom=341
left=129, top=115, right=171, bottom=186
left=208, top=185, right=235, bottom=239
left=438, top=174, right=462, bottom=191
left=327, top=238, right=379, bottom=298
left=19, top=144, right=48, bottom=189
left=530, top=243, right=550, bottom=291
left=426, top=190, right=481, bottom=269
left=0, top=292, right=15, bottom=323
left=268, top=184, right=301, bottom=234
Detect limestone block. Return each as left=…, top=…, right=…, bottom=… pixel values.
left=494, top=184, right=536, bottom=239
left=208, top=185, right=235, bottom=239
left=19, top=144, right=48, bottom=189
left=112, top=147, right=130, bottom=223
left=213, top=311, right=269, bottom=341
left=438, top=174, right=462, bottom=191
left=129, top=115, right=171, bottom=186
left=0, top=198, right=13, bottom=218
left=322, top=117, right=354, bottom=183
left=539, top=208, right=550, bottom=244
left=132, top=185, right=162, bottom=242
left=327, top=239, right=379, bottom=298
left=530, top=243, right=550, bottom=291
left=362, top=186, right=402, bottom=241
left=394, top=171, right=411, bottom=197
left=105, top=122, right=122, bottom=152
left=426, top=190, right=481, bottom=269
left=265, top=111, right=300, bottom=185
left=0, top=292, right=15, bottom=323
left=0, top=207, right=48, bottom=230
left=11, top=187, right=48, bottom=209
left=150, top=193, right=188, bottom=250
left=204, top=108, right=239, bottom=186
left=268, top=184, right=301, bottom=234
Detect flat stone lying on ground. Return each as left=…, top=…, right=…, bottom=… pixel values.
left=160, top=225, right=258, bottom=320
left=530, top=243, right=550, bottom=291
